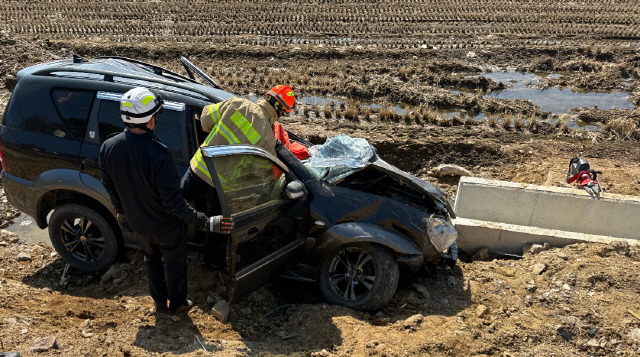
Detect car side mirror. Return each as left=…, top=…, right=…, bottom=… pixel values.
left=285, top=180, right=306, bottom=200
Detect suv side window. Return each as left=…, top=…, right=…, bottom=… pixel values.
left=97, top=99, right=187, bottom=165
left=4, top=87, right=92, bottom=141
left=97, top=99, right=123, bottom=143
left=51, top=89, right=94, bottom=140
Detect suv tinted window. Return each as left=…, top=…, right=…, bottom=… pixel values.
left=4, top=86, right=89, bottom=141
left=97, top=100, right=186, bottom=165
left=97, top=100, right=124, bottom=142
left=51, top=89, right=93, bottom=140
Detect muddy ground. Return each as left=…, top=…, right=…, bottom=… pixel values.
left=2, top=1, right=640, bottom=356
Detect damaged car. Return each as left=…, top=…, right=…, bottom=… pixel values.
left=201, top=135, right=458, bottom=310
left=0, top=55, right=457, bottom=310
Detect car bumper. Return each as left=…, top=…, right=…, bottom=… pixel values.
left=1, top=170, right=38, bottom=221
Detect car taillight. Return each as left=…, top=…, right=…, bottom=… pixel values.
left=0, top=133, right=6, bottom=172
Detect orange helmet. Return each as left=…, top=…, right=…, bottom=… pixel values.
left=265, top=85, right=296, bottom=114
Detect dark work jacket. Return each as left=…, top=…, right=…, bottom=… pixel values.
left=99, top=129, right=202, bottom=234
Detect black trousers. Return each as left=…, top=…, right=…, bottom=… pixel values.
left=136, top=228, right=188, bottom=311
left=181, top=168, right=224, bottom=265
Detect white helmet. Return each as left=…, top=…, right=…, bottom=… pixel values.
left=120, top=87, right=164, bottom=124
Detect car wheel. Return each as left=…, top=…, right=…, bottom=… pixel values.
left=319, top=243, right=399, bottom=310
left=48, top=204, right=118, bottom=272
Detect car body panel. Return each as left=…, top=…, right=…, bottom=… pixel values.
left=1, top=168, right=112, bottom=229
left=364, top=159, right=456, bottom=218
left=313, top=222, right=424, bottom=272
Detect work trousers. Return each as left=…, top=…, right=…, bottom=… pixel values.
left=181, top=168, right=225, bottom=266
left=135, top=228, right=188, bottom=311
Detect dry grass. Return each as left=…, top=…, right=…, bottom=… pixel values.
left=527, top=115, right=538, bottom=132
left=403, top=108, right=412, bottom=125
left=513, top=114, right=525, bottom=131
left=323, top=104, right=333, bottom=119
left=555, top=114, right=571, bottom=127
left=379, top=105, right=397, bottom=122
left=487, top=115, right=499, bottom=128
left=362, top=107, right=371, bottom=121
left=422, top=108, right=439, bottom=124
left=344, top=102, right=359, bottom=121
left=554, top=114, right=571, bottom=134
left=502, top=114, right=512, bottom=130
left=604, top=117, right=637, bottom=139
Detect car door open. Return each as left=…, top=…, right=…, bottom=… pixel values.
left=200, top=145, right=308, bottom=302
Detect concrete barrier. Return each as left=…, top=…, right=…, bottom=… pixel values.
left=453, top=177, right=640, bottom=255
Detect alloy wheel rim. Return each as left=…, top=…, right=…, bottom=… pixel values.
left=59, top=216, right=105, bottom=262
left=328, top=247, right=377, bottom=301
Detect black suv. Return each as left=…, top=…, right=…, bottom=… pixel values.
left=1, top=56, right=458, bottom=310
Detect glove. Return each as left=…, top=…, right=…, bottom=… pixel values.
left=208, top=215, right=234, bottom=234
left=116, top=211, right=132, bottom=231
left=196, top=212, right=209, bottom=231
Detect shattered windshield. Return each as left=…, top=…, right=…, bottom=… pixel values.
left=304, top=135, right=377, bottom=183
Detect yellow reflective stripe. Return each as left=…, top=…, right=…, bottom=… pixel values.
left=203, top=104, right=239, bottom=144
left=122, top=101, right=133, bottom=108
left=210, top=120, right=240, bottom=144
left=202, top=124, right=219, bottom=145
left=208, top=103, right=221, bottom=123
left=191, top=149, right=212, bottom=179
left=229, top=110, right=261, bottom=145
left=141, top=95, right=155, bottom=105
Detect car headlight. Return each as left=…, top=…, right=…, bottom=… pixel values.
left=426, top=215, right=458, bottom=253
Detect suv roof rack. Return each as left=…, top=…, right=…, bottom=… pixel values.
left=95, top=56, right=193, bottom=82
left=31, top=66, right=218, bottom=102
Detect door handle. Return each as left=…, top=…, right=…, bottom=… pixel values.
left=247, top=227, right=259, bottom=235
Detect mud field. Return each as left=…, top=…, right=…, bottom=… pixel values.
left=1, top=1, right=640, bottom=356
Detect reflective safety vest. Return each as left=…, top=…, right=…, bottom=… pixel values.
left=190, top=97, right=278, bottom=188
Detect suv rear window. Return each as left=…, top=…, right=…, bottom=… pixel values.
left=51, top=89, right=94, bottom=139
left=97, top=100, right=186, bottom=165
left=4, top=87, right=92, bottom=141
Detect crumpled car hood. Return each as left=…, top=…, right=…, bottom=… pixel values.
left=303, top=134, right=454, bottom=218
left=367, top=158, right=455, bottom=218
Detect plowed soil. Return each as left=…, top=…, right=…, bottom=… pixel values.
left=1, top=1, right=640, bottom=356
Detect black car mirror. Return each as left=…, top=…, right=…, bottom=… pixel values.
left=285, top=180, right=306, bottom=200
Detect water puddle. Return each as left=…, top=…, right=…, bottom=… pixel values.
left=475, top=71, right=634, bottom=113
left=5, top=214, right=51, bottom=246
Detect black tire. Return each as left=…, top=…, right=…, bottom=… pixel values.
left=48, top=203, right=119, bottom=272
left=319, top=243, right=399, bottom=310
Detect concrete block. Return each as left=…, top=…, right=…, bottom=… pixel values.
left=454, top=217, right=640, bottom=255
left=454, top=177, right=640, bottom=241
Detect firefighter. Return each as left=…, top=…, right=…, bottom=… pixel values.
left=181, top=85, right=299, bottom=266
left=99, top=87, right=233, bottom=315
